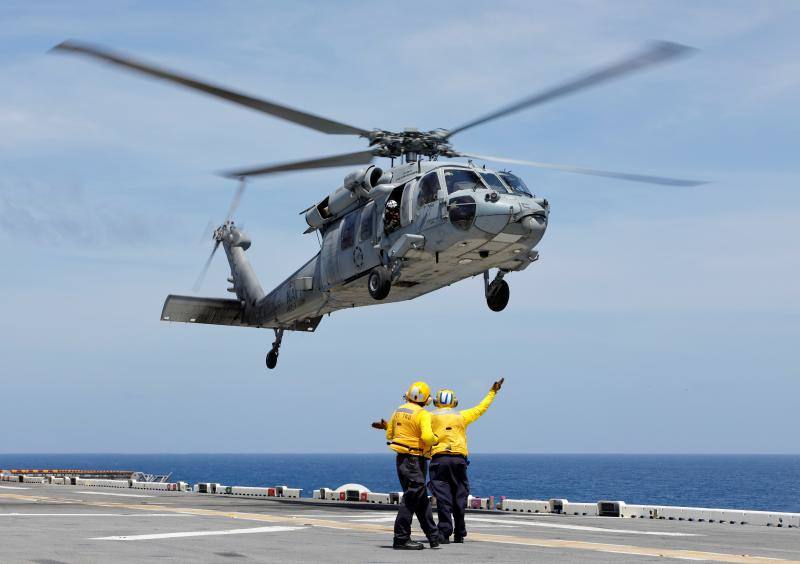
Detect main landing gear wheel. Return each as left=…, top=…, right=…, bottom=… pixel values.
left=484, top=270, right=510, bottom=312
left=368, top=265, right=391, bottom=300
left=266, top=328, right=284, bottom=370
left=486, top=279, right=510, bottom=312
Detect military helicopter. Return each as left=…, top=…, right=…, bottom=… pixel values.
left=52, top=40, right=704, bottom=369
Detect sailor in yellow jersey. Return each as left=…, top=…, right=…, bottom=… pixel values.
left=429, top=377, right=504, bottom=543
left=372, top=381, right=442, bottom=550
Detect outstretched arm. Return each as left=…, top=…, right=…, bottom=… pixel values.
left=461, top=378, right=504, bottom=425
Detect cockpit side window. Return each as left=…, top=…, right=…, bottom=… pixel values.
left=444, top=169, right=484, bottom=194
left=479, top=172, right=509, bottom=193
left=340, top=209, right=361, bottom=250
left=416, top=171, right=441, bottom=207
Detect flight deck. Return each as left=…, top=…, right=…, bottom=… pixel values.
left=1, top=482, right=798, bottom=563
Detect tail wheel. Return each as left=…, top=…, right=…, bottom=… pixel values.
left=486, top=279, right=510, bottom=312
left=266, top=350, right=278, bottom=369
left=368, top=266, right=391, bottom=300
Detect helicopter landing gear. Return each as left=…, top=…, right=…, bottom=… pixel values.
left=368, top=265, right=391, bottom=300
left=484, top=270, right=510, bottom=312
left=266, top=328, right=284, bottom=369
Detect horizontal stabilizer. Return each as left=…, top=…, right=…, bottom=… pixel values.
left=160, top=294, right=323, bottom=332
left=161, top=295, right=246, bottom=326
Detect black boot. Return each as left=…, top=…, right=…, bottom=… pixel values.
left=428, top=535, right=440, bottom=549
left=439, top=536, right=451, bottom=544
left=453, top=535, right=464, bottom=543
left=393, top=539, right=425, bottom=550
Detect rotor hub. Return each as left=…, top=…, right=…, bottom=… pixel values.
left=367, top=129, right=453, bottom=159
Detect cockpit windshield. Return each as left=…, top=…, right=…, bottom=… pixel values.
left=479, top=172, right=509, bottom=193
left=498, top=172, right=532, bottom=197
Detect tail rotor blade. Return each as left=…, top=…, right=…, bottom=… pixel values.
left=198, top=220, right=215, bottom=244
left=193, top=239, right=221, bottom=292
left=224, top=178, right=247, bottom=224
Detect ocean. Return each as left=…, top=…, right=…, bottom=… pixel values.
left=1, top=454, right=797, bottom=513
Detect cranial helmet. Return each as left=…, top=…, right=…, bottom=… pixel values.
left=405, top=381, right=432, bottom=405
left=434, top=389, right=458, bottom=408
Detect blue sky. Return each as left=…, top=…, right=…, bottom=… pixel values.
left=0, top=1, right=798, bottom=453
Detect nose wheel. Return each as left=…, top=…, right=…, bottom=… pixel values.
left=266, top=328, right=284, bottom=370
left=484, top=270, right=510, bottom=312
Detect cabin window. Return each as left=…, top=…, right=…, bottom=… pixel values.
left=416, top=171, right=441, bottom=207
left=448, top=195, right=476, bottom=230
left=340, top=209, right=360, bottom=250
left=479, top=172, right=509, bottom=193
left=444, top=169, right=484, bottom=194
left=359, top=203, right=375, bottom=242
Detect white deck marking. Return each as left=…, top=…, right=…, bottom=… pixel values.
left=289, top=512, right=379, bottom=518
left=463, top=524, right=519, bottom=529
left=91, top=525, right=305, bottom=541
left=0, top=513, right=193, bottom=517
left=77, top=491, right=154, bottom=498
left=467, top=516, right=700, bottom=537
left=0, top=486, right=29, bottom=490
left=350, top=516, right=396, bottom=523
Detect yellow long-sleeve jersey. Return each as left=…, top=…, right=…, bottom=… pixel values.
left=385, top=402, right=438, bottom=457
left=430, top=390, right=496, bottom=457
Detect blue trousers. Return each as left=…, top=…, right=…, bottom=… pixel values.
left=429, top=454, right=469, bottom=539
left=394, top=454, right=439, bottom=542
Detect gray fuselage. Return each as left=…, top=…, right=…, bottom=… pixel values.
left=227, top=160, right=547, bottom=330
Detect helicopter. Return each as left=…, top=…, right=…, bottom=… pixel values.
left=52, top=40, right=704, bottom=369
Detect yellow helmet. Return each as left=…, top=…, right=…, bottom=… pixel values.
left=405, top=381, right=432, bottom=405
left=434, top=389, right=458, bottom=408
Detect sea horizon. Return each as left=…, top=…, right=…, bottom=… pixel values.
left=2, top=453, right=798, bottom=513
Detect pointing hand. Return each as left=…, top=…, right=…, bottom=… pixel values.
left=491, top=378, right=505, bottom=392
left=371, top=419, right=388, bottom=430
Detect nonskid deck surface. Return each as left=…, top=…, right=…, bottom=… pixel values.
left=0, top=484, right=797, bottom=563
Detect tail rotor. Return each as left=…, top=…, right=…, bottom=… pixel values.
left=192, top=177, right=247, bottom=292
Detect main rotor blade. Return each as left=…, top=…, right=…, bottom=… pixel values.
left=456, top=152, right=707, bottom=187
left=220, top=149, right=376, bottom=179
left=447, top=41, right=695, bottom=138
left=193, top=240, right=221, bottom=292
left=51, top=40, right=370, bottom=136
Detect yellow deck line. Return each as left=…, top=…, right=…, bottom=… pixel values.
left=1, top=492, right=796, bottom=563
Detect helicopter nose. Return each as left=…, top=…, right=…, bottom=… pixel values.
left=521, top=213, right=547, bottom=236
left=473, top=198, right=514, bottom=234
